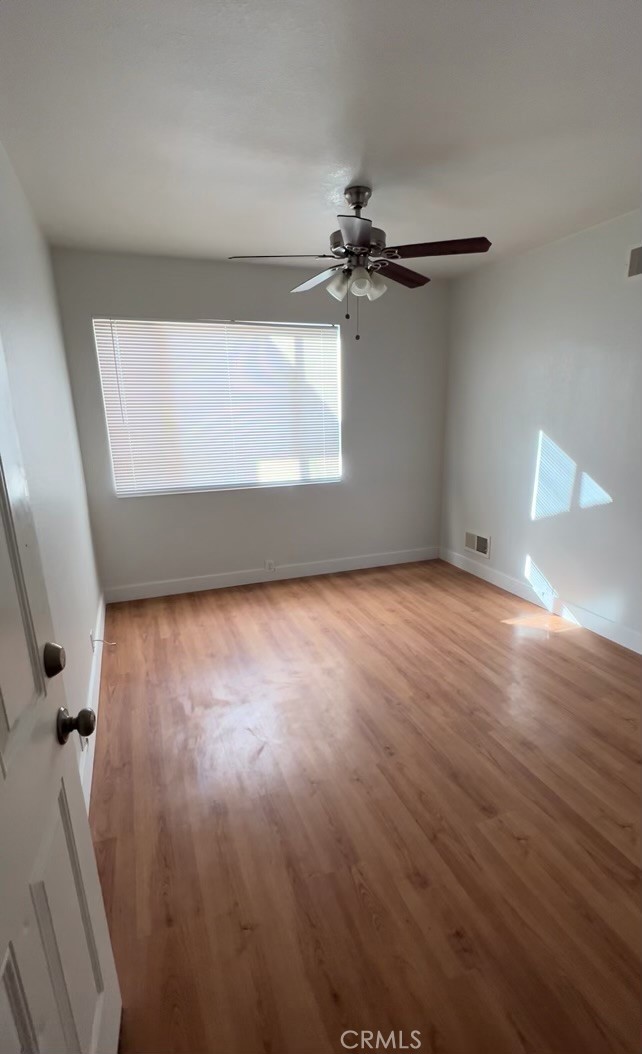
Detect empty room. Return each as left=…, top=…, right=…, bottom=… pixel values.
left=0, top=1, right=640, bottom=1052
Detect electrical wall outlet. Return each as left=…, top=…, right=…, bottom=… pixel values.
left=264, top=559, right=276, bottom=572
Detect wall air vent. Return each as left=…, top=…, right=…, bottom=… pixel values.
left=465, top=531, right=491, bottom=558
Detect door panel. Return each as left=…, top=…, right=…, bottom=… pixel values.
left=31, top=781, right=104, bottom=1054
left=0, top=513, right=36, bottom=728
left=2, top=900, right=67, bottom=1054
left=0, top=942, right=39, bottom=1054
left=0, top=336, right=121, bottom=1053
left=0, top=455, right=43, bottom=757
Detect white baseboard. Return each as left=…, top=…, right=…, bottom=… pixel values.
left=441, top=549, right=539, bottom=605
left=104, top=547, right=441, bottom=604
left=441, top=548, right=641, bottom=654
left=79, top=595, right=106, bottom=808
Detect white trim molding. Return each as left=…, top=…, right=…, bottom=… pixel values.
left=441, top=548, right=641, bottom=654
left=104, top=547, right=441, bottom=604
left=79, top=595, right=106, bottom=807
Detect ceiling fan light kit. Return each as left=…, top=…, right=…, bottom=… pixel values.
left=365, top=270, right=387, bottom=301
left=326, top=270, right=350, bottom=301
left=230, top=185, right=491, bottom=335
left=349, top=266, right=371, bottom=297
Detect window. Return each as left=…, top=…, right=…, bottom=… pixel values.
left=93, top=318, right=341, bottom=496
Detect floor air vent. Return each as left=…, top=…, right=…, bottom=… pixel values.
left=465, top=531, right=491, bottom=558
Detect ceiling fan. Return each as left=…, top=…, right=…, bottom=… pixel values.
left=230, top=185, right=491, bottom=302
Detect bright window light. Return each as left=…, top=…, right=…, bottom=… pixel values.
left=257, top=457, right=302, bottom=484
left=93, top=319, right=342, bottom=496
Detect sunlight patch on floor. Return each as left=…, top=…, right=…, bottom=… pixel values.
left=502, top=610, right=580, bottom=634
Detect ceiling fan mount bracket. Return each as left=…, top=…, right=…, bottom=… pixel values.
left=344, top=185, right=372, bottom=215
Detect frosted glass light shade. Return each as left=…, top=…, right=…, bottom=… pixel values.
left=326, top=271, right=349, bottom=301
left=366, top=271, right=387, bottom=301
left=350, top=267, right=371, bottom=297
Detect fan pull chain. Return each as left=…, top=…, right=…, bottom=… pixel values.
left=355, top=295, right=360, bottom=340
left=345, top=285, right=351, bottom=321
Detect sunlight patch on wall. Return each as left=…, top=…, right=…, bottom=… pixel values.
left=523, top=556, right=582, bottom=626
left=530, top=430, right=614, bottom=520
left=578, top=472, right=612, bottom=510
left=530, top=431, right=576, bottom=520
left=524, top=554, right=558, bottom=611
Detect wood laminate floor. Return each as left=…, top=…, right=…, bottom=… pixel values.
left=90, top=561, right=641, bottom=1054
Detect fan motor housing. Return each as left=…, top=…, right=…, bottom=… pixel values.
left=369, top=227, right=387, bottom=255
left=329, top=230, right=347, bottom=256
left=330, top=226, right=387, bottom=258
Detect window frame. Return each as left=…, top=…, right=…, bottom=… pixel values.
left=92, top=316, right=343, bottom=499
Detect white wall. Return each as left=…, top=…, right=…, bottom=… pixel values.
left=442, top=212, right=641, bottom=651
left=0, top=145, right=103, bottom=786
left=52, top=249, right=448, bottom=600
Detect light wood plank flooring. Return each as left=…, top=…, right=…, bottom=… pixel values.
left=90, top=560, right=641, bottom=1054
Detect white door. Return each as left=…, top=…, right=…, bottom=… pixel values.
left=0, top=340, right=121, bottom=1053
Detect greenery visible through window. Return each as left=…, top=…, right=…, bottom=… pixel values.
left=93, top=318, right=341, bottom=496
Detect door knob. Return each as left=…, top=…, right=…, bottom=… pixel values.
left=43, top=641, right=66, bottom=678
left=57, top=707, right=96, bottom=745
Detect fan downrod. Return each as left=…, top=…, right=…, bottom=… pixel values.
left=344, top=185, right=372, bottom=216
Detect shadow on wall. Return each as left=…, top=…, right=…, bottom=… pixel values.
left=525, top=431, right=613, bottom=622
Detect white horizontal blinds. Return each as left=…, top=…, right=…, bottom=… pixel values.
left=93, top=318, right=341, bottom=496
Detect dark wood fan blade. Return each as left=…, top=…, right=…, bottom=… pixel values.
left=229, top=254, right=334, bottom=259
left=380, top=261, right=430, bottom=288
left=387, top=237, right=491, bottom=259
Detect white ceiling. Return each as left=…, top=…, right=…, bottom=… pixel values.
left=0, top=0, right=639, bottom=276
